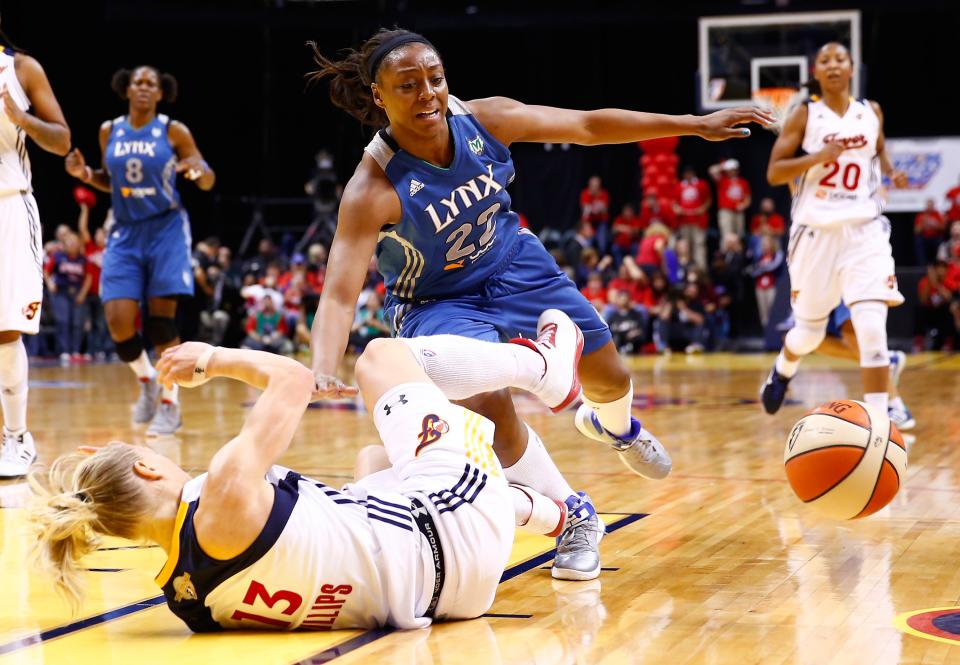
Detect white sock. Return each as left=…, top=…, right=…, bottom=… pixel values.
left=162, top=382, right=179, bottom=404
left=510, top=483, right=566, bottom=536
left=889, top=396, right=905, bottom=411
left=583, top=382, right=633, bottom=437
left=502, top=424, right=575, bottom=502
left=775, top=350, right=800, bottom=378
left=401, top=335, right=544, bottom=400
left=127, top=350, right=157, bottom=381
left=0, top=339, right=28, bottom=433
left=864, top=392, right=889, bottom=413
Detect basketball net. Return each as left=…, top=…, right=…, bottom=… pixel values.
left=752, top=87, right=802, bottom=134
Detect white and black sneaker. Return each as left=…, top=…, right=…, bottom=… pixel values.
left=0, top=428, right=37, bottom=478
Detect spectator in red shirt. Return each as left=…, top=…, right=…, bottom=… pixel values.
left=580, top=175, right=610, bottom=254
left=639, top=192, right=676, bottom=229
left=749, top=197, right=785, bottom=255
left=945, top=175, right=960, bottom=221
left=673, top=166, right=711, bottom=269
left=77, top=201, right=110, bottom=359
left=709, top=158, right=752, bottom=239
left=916, top=260, right=957, bottom=350
left=580, top=272, right=607, bottom=312
left=746, top=234, right=785, bottom=327
left=611, top=203, right=644, bottom=265
left=636, top=222, right=671, bottom=278
left=914, top=198, right=947, bottom=265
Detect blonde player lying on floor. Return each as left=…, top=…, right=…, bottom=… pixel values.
left=28, top=310, right=587, bottom=630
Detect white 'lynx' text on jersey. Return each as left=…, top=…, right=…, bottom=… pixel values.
left=0, top=48, right=32, bottom=196
left=791, top=98, right=883, bottom=227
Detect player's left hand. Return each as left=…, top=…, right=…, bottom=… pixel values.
left=697, top=107, right=776, bottom=141
left=889, top=169, right=909, bottom=189
left=0, top=84, right=26, bottom=126
left=175, top=155, right=208, bottom=181
left=157, top=341, right=213, bottom=389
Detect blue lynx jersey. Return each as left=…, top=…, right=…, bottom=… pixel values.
left=104, top=114, right=181, bottom=223
left=366, top=96, right=520, bottom=304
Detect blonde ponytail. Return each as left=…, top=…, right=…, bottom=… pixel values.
left=27, top=443, right=151, bottom=612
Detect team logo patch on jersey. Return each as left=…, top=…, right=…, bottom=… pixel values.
left=409, top=179, right=424, bottom=196
left=120, top=186, right=158, bottom=198
left=21, top=302, right=40, bottom=321
left=468, top=135, right=484, bottom=156
left=152, top=127, right=162, bottom=138
left=173, top=572, right=197, bottom=602
left=416, top=414, right=449, bottom=456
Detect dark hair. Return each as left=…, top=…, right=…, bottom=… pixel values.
left=0, top=28, right=24, bottom=53
left=110, top=66, right=178, bottom=104
left=306, top=28, right=441, bottom=127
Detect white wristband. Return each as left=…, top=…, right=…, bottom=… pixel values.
left=180, top=345, right=218, bottom=388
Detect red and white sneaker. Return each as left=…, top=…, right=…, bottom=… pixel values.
left=510, top=309, right=584, bottom=413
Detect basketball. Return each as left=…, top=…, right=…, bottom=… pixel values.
left=784, top=400, right=907, bottom=520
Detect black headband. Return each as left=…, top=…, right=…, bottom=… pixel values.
left=366, top=32, right=436, bottom=81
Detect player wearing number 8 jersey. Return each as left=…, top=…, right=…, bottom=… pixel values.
left=65, top=66, right=215, bottom=436
left=761, top=42, right=908, bottom=417
left=307, top=28, right=772, bottom=580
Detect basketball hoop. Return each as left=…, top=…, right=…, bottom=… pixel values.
left=752, top=87, right=802, bottom=134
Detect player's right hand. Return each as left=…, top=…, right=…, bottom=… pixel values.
left=65, top=148, right=87, bottom=178
left=817, top=141, right=846, bottom=162
left=312, top=373, right=359, bottom=401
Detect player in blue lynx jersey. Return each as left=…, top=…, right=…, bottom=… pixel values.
left=307, top=29, right=772, bottom=580
left=65, top=65, right=215, bottom=436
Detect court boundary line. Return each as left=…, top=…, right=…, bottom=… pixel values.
left=0, top=513, right=646, bottom=660
left=293, top=512, right=647, bottom=664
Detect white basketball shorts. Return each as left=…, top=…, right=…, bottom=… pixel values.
left=348, top=382, right=514, bottom=624
left=0, top=192, right=43, bottom=333
left=786, top=215, right=904, bottom=322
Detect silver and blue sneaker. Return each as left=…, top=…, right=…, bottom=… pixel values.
left=888, top=403, right=916, bottom=431
left=574, top=405, right=672, bottom=479
left=134, top=376, right=161, bottom=424
left=889, top=349, right=907, bottom=387
left=146, top=400, right=182, bottom=437
left=553, top=492, right=605, bottom=581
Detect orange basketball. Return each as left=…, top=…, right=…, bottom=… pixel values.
left=783, top=400, right=907, bottom=519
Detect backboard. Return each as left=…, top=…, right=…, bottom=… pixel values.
left=697, top=11, right=862, bottom=112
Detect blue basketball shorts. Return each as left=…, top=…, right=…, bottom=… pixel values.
left=387, top=231, right=612, bottom=354
left=101, top=209, right=194, bottom=302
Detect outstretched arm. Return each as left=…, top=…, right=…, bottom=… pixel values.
left=468, top=96, right=774, bottom=147
left=156, top=342, right=315, bottom=559
left=5, top=54, right=70, bottom=155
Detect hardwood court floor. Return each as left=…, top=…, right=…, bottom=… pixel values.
left=1, top=352, right=959, bottom=664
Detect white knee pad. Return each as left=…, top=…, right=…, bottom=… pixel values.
left=784, top=317, right=827, bottom=357
left=0, top=338, right=27, bottom=389
left=850, top=301, right=889, bottom=368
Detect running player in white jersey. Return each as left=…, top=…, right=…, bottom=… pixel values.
left=28, top=311, right=587, bottom=626
left=0, top=29, right=71, bottom=478
left=760, top=42, right=908, bottom=416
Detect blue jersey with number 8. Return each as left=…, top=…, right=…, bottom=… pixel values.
left=104, top=113, right=181, bottom=223
left=365, top=96, right=521, bottom=303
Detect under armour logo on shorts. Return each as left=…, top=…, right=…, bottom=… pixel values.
left=382, top=394, right=408, bottom=416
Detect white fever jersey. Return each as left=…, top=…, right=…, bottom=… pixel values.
left=0, top=48, right=32, bottom=195
left=155, top=465, right=431, bottom=632
left=791, top=98, right=883, bottom=227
